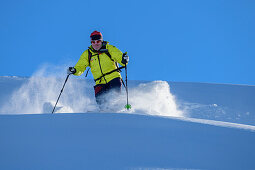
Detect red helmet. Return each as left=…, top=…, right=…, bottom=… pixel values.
left=90, top=31, right=103, bottom=40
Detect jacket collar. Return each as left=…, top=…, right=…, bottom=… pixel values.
left=89, top=41, right=109, bottom=53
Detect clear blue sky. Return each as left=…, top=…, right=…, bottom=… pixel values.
left=0, top=0, right=255, bottom=85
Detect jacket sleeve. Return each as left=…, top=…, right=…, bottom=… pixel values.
left=73, top=50, right=89, bottom=76
left=108, top=45, right=128, bottom=66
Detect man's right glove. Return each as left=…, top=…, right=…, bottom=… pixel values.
left=122, top=52, right=129, bottom=64
left=67, top=67, right=76, bottom=74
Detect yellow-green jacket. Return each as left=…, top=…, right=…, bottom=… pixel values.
left=74, top=42, right=127, bottom=85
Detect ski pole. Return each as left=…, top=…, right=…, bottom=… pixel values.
left=124, top=62, right=131, bottom=110
left=52, top=74, right=71, bottom=114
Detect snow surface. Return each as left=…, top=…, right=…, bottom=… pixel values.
left=0, top=71, right=255, bottom=169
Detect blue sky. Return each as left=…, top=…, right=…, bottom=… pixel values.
left=0, top=0, right=254, bottom=85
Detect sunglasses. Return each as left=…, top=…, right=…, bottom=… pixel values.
left=91, top=40, right=102, bottom=44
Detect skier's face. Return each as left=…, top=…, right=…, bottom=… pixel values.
left=91, top=39, right=102, bottom=51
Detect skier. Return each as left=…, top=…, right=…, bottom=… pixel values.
left=67, top=31, right=129, bottom=109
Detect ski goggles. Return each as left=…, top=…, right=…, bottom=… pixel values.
left=91, top=40, right=102, bottom=44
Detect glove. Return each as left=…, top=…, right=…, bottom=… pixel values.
left=67, top=67, right=76, bottom=74
left=122, top=52, right=129, bottom=64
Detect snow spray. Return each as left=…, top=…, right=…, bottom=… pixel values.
left=0, top=65, right=183, bottom=117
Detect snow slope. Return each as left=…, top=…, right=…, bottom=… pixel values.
left=0, top=75, right=255, bottom=170
left=1, top=113, right=255, bottom=170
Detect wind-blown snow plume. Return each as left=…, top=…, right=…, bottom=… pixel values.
left=0, top=65, right=183, bottom=117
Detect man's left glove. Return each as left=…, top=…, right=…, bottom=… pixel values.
left=122, top=52, right=129, bottom=64
left=67, top=67, right=76, bottom=74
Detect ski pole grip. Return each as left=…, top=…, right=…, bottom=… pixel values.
left=122, top=52, right=128, bottom=65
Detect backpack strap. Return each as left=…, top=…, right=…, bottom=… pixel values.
left=88, top=49, right=92, bottom=66
left=94, top=65, right=125, bottom=82
left=85, top=49, right=92, bottom=77
left=100, top=48, right=122, bottom=73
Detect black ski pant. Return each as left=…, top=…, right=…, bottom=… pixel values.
left=94, top=77, right=122, bottom=107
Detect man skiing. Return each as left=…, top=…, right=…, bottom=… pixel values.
left=67, top=31, right=129, bottom=109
